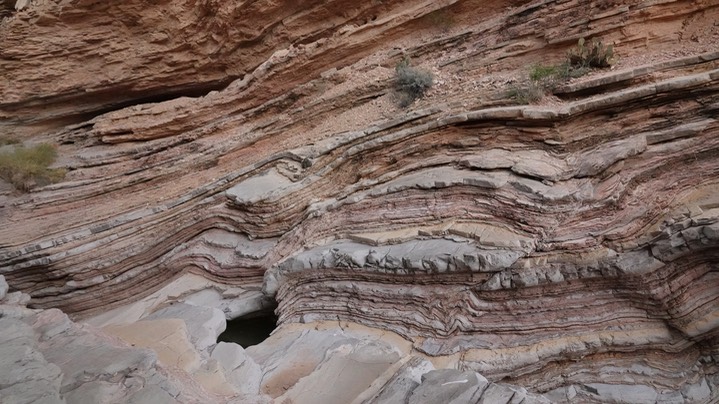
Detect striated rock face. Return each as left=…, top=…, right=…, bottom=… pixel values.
left=1, top=0, right=719, bottom=402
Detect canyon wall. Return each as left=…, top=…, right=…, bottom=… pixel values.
left=1, top=0, right=718, bottom=402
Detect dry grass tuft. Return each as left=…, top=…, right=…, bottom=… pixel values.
left=0, top=143, right=66, bottom=191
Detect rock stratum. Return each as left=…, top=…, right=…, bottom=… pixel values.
left=1, top=0, right=718, bottom=403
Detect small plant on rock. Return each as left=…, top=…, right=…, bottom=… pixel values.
left=394, top=57, right=434, bottom=107
left=529, top=62, right=590, bottom=87
left=0, top=143, right=66, bottom=191
left=509, top=37, right=616, bottom=104
left=528, top=64, right=560, bottom=82
left=567, top=37, right=615, bottom=68
left=508, top=80, right=545, bottom=104
left=509, top=64, right=562, bottom=104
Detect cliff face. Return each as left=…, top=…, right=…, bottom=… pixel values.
left=1, top=0, right=719, bottom=403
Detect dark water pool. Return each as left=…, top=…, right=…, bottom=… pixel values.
left=217, top=314, right=278, bottom=348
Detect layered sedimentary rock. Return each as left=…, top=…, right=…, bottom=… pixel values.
left=0, top=273, right=556, bottom=403
left=1, top=0, right=719, bottom=402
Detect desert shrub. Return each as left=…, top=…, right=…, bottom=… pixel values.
left=0, top=136, right=20, bottom=146
left=395, top=58, right=434, bottom=107
left=529, top=64, right=560, bottom=82
left=556, top=62, right=591, bottom=80
left=530, top=62, right=591, bottom=84
left=0, top=143, right=66, bottom=191
left=510, top=37, right=614, bottom=104
left=567, top=37, right=615, bottom=68
left=508, top=80, right=546, bottom=104
left=510, top=65, right=561, bottom=104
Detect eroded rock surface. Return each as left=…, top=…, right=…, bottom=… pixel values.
left=2, top=0, right=719, bottom=403
left=0, top=276, right=221, bottom=403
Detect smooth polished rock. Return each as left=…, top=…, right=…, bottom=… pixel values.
left=146, top=302, right=226, bottom=354
left=408, top=369, right=489, bottom=404
left=0, top=319, right=64, bottom=404
left=211, top=342, right=263, bottom=397
left=363, top=357, right=435, bottom=404
left=0, top=275, right=7, bottom=300
left=0, top=294, right=215, bottom=403
left=103, top=319, right=201, bottom=373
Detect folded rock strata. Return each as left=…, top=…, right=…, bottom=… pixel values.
left=0, top=273, right=556, bottom=403
left=1, top=0, right=719, bottom=402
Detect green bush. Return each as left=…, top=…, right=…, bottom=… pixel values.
left=529, top=64, right=560, bottom=82
left=395, top=58, right=434, bottom=107
left=0, top=143, right=65, bottom=191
